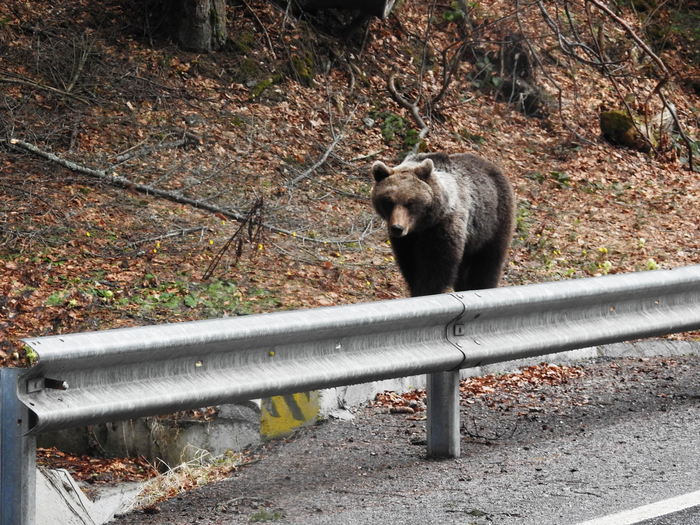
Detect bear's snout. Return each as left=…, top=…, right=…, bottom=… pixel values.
left=388, top=206, right=411, bottom=237
left=390, top=224, right=405, bottom=237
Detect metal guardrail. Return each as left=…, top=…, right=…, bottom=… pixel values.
left=4, top=264, right=700, bottom=524
left=19, top=293, right=467, bottom=434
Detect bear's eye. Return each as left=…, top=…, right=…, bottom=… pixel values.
left=379, top=197, right=393, bottom=213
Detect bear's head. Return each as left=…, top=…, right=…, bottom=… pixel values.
left=370, top=158, right=435, bottom=238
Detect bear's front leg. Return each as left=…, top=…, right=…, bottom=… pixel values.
left=405, top=241, right=461, bottom=297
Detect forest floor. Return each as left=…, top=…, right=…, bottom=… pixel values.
left=2, top=0, right=700, bottom=488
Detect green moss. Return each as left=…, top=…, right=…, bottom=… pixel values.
left=289, top=54, right=315, bottom=87
left=370, top=110, right=423, bottom=151
left=232, top=58, right=261, bottom=83
left=460, top=130, right=487, bottom=145
left=380, top=112, right=407, bottom=143
left=403, top=129, right=420, bottom=149
left=599, top=110, right=651, bottom=152
left=600, top=110, right=633, bottom=134
left=249, top=78, right=273, bottom=99
left=248, top=74, right=283, bottom=100
left=232, top=32, right=255, bottom=54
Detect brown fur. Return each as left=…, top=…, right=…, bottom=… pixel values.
left=371, top=152, right=515, bottom=297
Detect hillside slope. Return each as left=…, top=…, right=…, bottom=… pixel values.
left=1, top=0, right=700, bottom=364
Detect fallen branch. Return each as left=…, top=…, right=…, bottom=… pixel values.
left=65, top=32, right=93, bottom=94
left=286, top=102, right=359, bottom=187
left=6, top=138, right=370, bottom=245
left=286, top=134, right=344, bottom=187
left=112, top=134, right=201, bottom=165
left=660, top=92, right=695, bottom=172
left=0, top=75, right=90, bottom=104
left=240, top=0, right=276, bottom=60
left=129, top=227, right=209, bottom=246
left=587, top=0, right=695, bottom=169
left=202, top=197, right=264, bottom=281
left=350, top=149, right=385, bottom=162
left=8, top=138, right=247, bottom=222
left=387, top=71, right=429, bottom=144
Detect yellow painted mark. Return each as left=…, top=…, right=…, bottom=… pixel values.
left=260, top=391, right=320, bottom=439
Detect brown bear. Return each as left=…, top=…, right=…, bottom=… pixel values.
left=371, top=152, right=514, bottom=297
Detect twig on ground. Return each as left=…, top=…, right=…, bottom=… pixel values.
left=0, top=75, right=90, bottom=104
left=128, top=227, right=209, bottom=247
left=65, top=33, right=92, bottom=94
left=350, top=150, right=385, bottom=162
left=240, top=0, right=276, bottom=60
left=286, top=134, right=344, bottom=187
left=202, top=197, right=264, bottom=281
left=462, top=416, right=519, bottom=441
left=111, top=134, right=200, bottom=166
left=286, top=103, right=359, bottom=187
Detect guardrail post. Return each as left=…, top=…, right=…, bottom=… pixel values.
left=1, top=368, right=36, bottom=525
left=426, top=370, right=461, bottom=458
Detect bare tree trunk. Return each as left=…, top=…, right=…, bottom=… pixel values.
left=174, top=0, right=228, bottom=53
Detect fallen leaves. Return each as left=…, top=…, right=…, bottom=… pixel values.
left=460, top=364, right=585, bottom=400
left=36, top=447, right=158, bottom=484
left=370, top=364, right=586, bottom=418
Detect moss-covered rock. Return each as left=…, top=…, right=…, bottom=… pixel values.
left=599, top=110, right=652, bottom=152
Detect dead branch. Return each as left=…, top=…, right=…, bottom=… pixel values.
left=202, top=197, right=264, bottom=280
left=350, top=149, right=385, bottom=162
left=416, top=0, right=439, bottom=104
left=580, top=2, right=656, bottom=155
left=586, top=0, right=669, bottom=79
left=65, top=32, right=93, bottom=94
left=129, top=227, right=209, bottom=246
left=111, top=134, right=200, bottom=165
left=286, top=134, right=344, bottom=187
left=7, top=137, right=248, bottom=222
left=240, top=0, right=277, bottom=60
left=0, top=75, right=90, bottom=104
left=430, top=40, right=467, bottom=109
left=5, top=138, right=370, bottom=246
left=387, top=71, right=429, bottom=143
left=517, top=3, right=593, bottom=144
left=462, top=415, right=519, bottom=441
left=524, top=0, right=695, bottom=167
left=586, top=0, right=694, bottom=169
left=286, top=102, right=359, bottom=187
left=659, top=92, right=694, bottom=171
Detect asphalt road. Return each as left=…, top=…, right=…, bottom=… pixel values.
left=114, top=351, right=700, bottom=525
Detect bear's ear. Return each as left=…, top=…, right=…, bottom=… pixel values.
left=414, top=159, right=434, bottom=182
left=371, top=161, right=393, bottom=182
